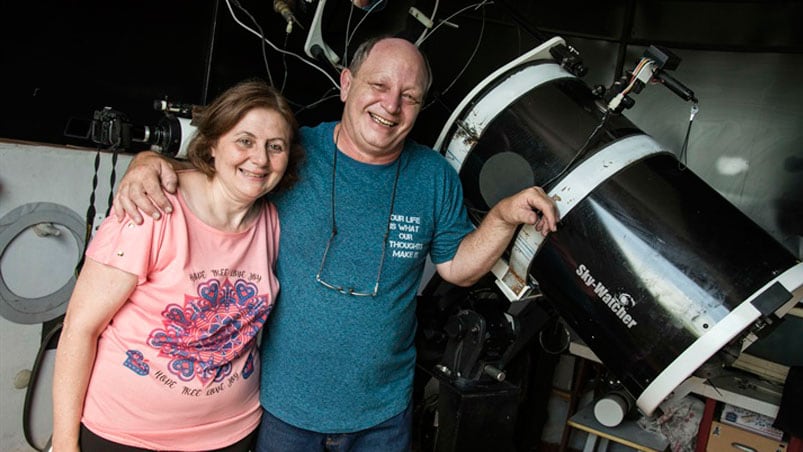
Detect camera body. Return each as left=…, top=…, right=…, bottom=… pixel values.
left=68, top=102, right=196, bottom=158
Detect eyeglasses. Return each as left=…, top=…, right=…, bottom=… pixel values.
left=315, top=228, right=383, bottom=297
left=315, top=126, right=402, bottom=297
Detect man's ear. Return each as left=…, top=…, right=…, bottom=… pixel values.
left=340, top=69, right=353, bottom=102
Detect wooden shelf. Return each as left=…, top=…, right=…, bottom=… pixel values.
left=567, top=404, right=669, bottom=452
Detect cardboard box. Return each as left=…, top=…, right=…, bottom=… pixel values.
left=720, top=403, right=785, bottom=441
left=708, top=421, right=788, bottom=452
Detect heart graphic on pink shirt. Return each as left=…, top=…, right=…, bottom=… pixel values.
left=235, top=280, right=257, bottom=304
left=123, top=349, right=150, bottom=376
left=198, top=280, right=221, bottom=306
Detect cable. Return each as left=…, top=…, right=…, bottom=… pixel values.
left=294, top=91, right=341, bottom=117
left=224, top=0, right=340, bottom=90
left=231, top=0, right=275, bottom=87
left=420, top=1, right=491, bottom=112
left=677, top=102, right=699, bottom=170
left=417, top=1, right=492, bottom=47
left=459, top=110, right=612, bottom=217
left=413, top=0, right=440, bottom=47
left=22, top=321, right=63, bottom=451
left=105, top=148, right=119, bottom=217
left=344, top=2, right=356, bottom=65
left=606, top=57, right=655, bottom=112
left=437, top=3, right=486, bottom=97
left=541, top=110, right=611, bottom=190
left=77, top=148, right=101, bottom=275
left=345, top=0, right=385, bottom=60
left=273, top=0, right=303, bottom=33
left=281, top=31, right=291, bottom=93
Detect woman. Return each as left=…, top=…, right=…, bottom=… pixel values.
left=52, top=79, right=303, bottom=452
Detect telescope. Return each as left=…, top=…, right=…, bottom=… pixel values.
left=417, top=36, right=802, bottom=451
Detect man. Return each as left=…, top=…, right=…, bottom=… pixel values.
left=114, top=36, right=558, bottom=451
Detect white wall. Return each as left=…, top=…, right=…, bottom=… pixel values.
left=0, top=141, right=132, bottom=451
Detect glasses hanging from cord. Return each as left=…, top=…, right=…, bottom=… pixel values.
left=315, top=125, right=402, bottom=297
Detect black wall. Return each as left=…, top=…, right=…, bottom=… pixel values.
left=2, top=0, right=801, bottom=146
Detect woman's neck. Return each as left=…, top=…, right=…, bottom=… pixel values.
left=178, top=171, right=260, bottom=232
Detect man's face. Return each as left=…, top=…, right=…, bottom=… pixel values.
left=339, top=39, right=427, bottom=161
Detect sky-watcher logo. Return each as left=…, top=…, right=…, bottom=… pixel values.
left=575, top=264, right=639, bottom=329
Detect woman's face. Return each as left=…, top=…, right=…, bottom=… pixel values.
left=211, top=107, right=291, bottom=202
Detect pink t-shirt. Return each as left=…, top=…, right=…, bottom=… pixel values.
left=80, top=190, right=279, bottom=450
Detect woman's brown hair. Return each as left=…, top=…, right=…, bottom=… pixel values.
left=186, top=79, right=303, bottom=192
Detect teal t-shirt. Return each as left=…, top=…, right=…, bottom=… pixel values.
left=261, top=121, right=473, bottom=432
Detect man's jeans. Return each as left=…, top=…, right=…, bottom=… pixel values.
left=255, top=403, right=412, bottom=452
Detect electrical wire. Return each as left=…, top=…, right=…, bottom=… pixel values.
left=294, top=91, right=341, bottom=117
left=105, top=148, right=119, bottom=217
left=677, top=102, right=699, bottom=170
left=345, top=0, right=385, bottom=62
left=624, top=58, right=653, bottom=95
left=541, top=110, right=612, bottom=190
left=231, top=0, right=275, bottom=87
left=344, top=1, right=356, bottom=65
left=464, top=109, right=612, bottom=218
left=281, top=31, right=291, bottom=93
left=417, top=1, right=492, bottom=46
left=606, top=57, right=656, bottom=111
left=414, top=0, right=439, bottom=47
left=420, top=1, right=491, bottom=111
left=22, top=321, right=63, bottom=451
left=224, top=0, right=340, bottom=90
left=437, top=3, right=486, bottom=97
left=183, top=0, right=314, bottom=107
left=77, top=148, right=101, bottom=275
